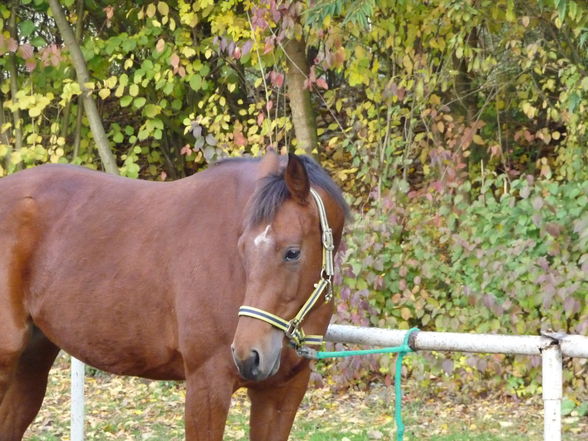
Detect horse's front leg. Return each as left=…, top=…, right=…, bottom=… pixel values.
left=248, top=362, right=311, bottom=441
left=184, top=358, right=235, bottom=441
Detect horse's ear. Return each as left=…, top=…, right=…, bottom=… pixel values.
left=257, top=149, right=280, bottom=179
left=285, top=153, right=310, bottom=205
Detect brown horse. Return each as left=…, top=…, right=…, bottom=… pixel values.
left=0, top=152, right=348, bottom=441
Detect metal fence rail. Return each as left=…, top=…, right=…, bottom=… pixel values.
left=325, top=325, right=588, bottom=441
left=70, top=325, right=588, bottom=441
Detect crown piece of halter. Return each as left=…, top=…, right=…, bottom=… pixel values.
left=238, top=188, right=335, bottom=350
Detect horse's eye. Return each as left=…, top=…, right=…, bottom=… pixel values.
left=284, top=248, right=301, bottom=262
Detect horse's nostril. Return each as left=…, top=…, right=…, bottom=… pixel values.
left=250, top=349, right=260, bottom=368
left=233, top=348, right=263, bottom=381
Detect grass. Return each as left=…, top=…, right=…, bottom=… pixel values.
left=25, top=354, right=588, bottom=440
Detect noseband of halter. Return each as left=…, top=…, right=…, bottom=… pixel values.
left=238, top=188, right=335, bottom=350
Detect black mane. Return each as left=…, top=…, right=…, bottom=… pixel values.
left=217, top=155, right=350, bottom=226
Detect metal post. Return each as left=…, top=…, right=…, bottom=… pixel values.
left=70, top=357, right=85, bottom=441
left=542, top=344, right=562, bottom=441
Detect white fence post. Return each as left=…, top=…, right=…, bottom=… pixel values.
left=542, top=344, right=562, bottom=441
left=70, top=357, right=85, bottom=441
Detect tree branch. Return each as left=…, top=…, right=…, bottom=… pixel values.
left=48, top=0, right=118, bottom=175
left=60, top=0, right=85, bottom=146
left=7, top=2, right=23, bottom=170
left=283, top=37, right=318, bottom=156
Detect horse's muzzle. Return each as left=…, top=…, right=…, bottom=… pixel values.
left=231, top=345, right=281, bottom=381
left=232, top=315, right=284, bottom=381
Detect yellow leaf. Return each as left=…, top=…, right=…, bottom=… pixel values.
left=400, top=307, right=412, bottom=321
left=114, top=85, right=125, bottom=98
left=157, top=1, right=169, bottom=16
left=402, top=54, right=413, bottom=74
left=473, top=134, right=485, bottom=145
left=181, top=12, right=198, bottom=27
left=129, top=84, right=139, bottom=97
left=10, top=151, right=22, bottom=164
left=146, top=3, right=156, bottom=18
left=521, top=16, right=530, bottom=27
left=415, top=80, right=424, bottom=98
left=181, top=46, right=196, bottom=58
left=522, top=102, right=537, bottom=119
left=429, top=94, right=441, bottom=105
left=99, top=88, right=111, bottom=100
left=104, top=76, right=117, bottom=89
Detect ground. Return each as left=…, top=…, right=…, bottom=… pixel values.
left=24, top=354, right=588, bottom=440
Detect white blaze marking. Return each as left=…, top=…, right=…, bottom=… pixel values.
left=254, top=225, right=272, bottom=247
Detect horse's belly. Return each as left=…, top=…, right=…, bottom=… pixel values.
left=30, top=289, right=185, bottom=380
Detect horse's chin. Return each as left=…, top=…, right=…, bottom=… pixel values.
left=267, top=352, right=281, bottom=378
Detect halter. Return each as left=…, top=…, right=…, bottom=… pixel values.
left=238, top=188, right=335, bottom=350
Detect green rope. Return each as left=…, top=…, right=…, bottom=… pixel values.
left=311, top=327, right=419, bottom=441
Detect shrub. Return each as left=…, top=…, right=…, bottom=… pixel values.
left=333, top=175, right=588, bottom=397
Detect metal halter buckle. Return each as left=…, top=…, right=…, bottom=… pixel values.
left=324, top=277, right=333, bottom=302
left=296, top=346, right=318, bottom=359
left=322, top=228, right=334, bottom=251
left=285, top=319, right=300, bottom=342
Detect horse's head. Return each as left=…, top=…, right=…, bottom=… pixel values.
left=231, top=152, right=347, bottom=382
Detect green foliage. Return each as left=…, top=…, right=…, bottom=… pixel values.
left=336, top=174, right=587, bottom=396
left=297, top=0, right=588, bottom=398
left=0, top=0, right=295, bottom=178
left=305, top=0, right=588, bottom=198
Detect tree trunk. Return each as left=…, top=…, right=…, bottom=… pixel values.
left=283, top=37, right=318, bottom=156
left=453, top=29, right=479, bottom=125
left=7, top=2, right=23, bottom=170
left=48, top=0, right=118, bottom=175
left=0, top=94, right=11, bottom=172
left=60, top=0, right=85, bottom=144
left=72, top=98, right=83, bottom=160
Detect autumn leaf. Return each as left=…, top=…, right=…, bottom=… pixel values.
left=315, top=77, right=328, bottom=90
